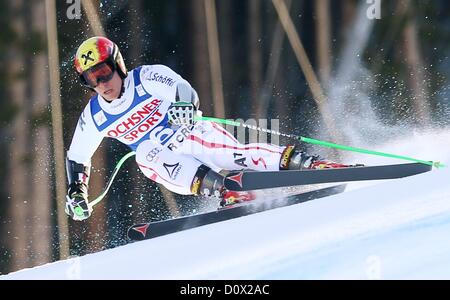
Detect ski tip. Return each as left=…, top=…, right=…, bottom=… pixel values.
left=128, top=223, right=151, bottom=241
left=433, top=161, right=446, bottom=169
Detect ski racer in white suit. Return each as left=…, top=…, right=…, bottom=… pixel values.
left=65, top=37, right=348, bottom=221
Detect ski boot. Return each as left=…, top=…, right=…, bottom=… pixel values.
left=280, top=145, right=363, bottom=170
left=219, top=189, right=257, bottom=208
left=308, top=157, right=359, bottom=169
left=191, top=165, right=257, bottom=208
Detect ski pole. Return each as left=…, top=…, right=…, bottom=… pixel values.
left=89, top=151, right=136, bottom=208
left=195, top=116, right=445, bottom=169
left=299, top=137, right=444, bottom=168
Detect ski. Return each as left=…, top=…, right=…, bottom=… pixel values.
left=127, top=184, right=346, bottom=241
left=224, top=162, right=432, bottom=191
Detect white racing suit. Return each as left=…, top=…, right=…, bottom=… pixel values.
left=67, top=65, right=285, bottom=195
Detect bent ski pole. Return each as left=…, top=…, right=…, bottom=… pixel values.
left=89, top=151, right=136, bottom=208
left=195, top=116, right=445, bottom=169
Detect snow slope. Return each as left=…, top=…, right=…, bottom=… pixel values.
left=2, top=130, right=450, bottom=279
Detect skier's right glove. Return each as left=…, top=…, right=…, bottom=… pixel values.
left=167, top=81, right=200, bottom=126
left=167, top=101, right=197, bottom=126
left=65, top=182, right=92, bottom=221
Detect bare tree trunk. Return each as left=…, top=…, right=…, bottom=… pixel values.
left=46, top=0, right=70, bottom=260
left=129, top=1, right=144, bottom=69
left=257, top=0, right=292, bottom=119
left=401, top=0, right=431, bottom=126
left=372, top=2, right=409, bottom=74
left=217, top=0, right=233, bottom=115
left=341, top=0, right=356, bottom=33
left=81, top=0, right=105, bottom=35
left=190, top=0, right=213, bottom=117
left=126, top=0, right=152, bottom=221
left=248, top=0, right=263, bottom=116
left=29, top=0, right=52, bottom=267
left=315, top=0, right=331, bottom=86
left=83, top=151, right=107, bottom=251
left=80, top=0, right=108, bottom=252
left=204, top=0, right=225, bottom=118
left=272, top=0, right=342, bottom=143
left=7, top=0, right=29, bottom=271
left=274, top=50, right=288, bottom=125
left=337, top=0, right=357, bottom=62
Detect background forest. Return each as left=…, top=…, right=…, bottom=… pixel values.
left=1, top=0, right=449, bottom=274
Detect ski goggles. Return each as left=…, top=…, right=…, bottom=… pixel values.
left=79, top=61, right=115, bottom=88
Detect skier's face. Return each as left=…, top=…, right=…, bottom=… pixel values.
left=94, top=71, right=123, bottom=101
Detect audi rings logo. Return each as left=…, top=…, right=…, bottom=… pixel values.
left=146, top=147, right=162, bottom=163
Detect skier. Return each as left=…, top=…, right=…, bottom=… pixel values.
left=65, top=36, right=352, bottom=221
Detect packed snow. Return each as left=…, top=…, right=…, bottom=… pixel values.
left=2, top=130, right=450, bottom=279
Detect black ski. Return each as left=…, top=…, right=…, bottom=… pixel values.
left=224, top=162, right=432, bottom=191
left=128, top=184, right=346, bottom=241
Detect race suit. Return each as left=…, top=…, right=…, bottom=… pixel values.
left=67, top=65, right=284, bottom=195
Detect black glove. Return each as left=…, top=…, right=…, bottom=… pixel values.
left=65, top=181, right=92, bottom=221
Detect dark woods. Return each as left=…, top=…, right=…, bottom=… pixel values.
left=1, top=0, right=450, bottom=274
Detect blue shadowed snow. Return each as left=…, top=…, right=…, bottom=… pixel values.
left=255, top=211, right=450, bottom=280
left=2, top=130, right=450, bottom=279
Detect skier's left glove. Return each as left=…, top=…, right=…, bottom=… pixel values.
left=65, top=182, right=92, bottom=221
